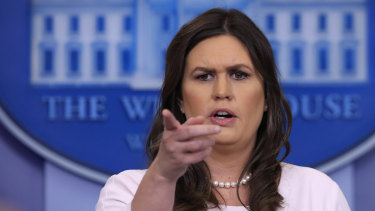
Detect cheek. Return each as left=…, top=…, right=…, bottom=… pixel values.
left=238, top=86, right=265, bottom=120
left=182, top=86, right=208, bottom=116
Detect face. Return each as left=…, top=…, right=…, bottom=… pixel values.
left=181, top=35, right=266, bottom=150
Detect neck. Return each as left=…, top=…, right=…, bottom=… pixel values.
left=205, top=141, right=254, bottom=181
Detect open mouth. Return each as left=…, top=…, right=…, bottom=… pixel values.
left=214, top=111, right=233, bottom=119
left=210, top=109, right=237, bottom=126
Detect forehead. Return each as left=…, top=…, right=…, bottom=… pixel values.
left=185, top=35, right=253, bottom=69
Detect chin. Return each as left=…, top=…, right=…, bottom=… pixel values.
left=212, top=133, right=237, bottom=145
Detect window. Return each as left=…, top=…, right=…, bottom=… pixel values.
left=162, top=15, right=170, bottom=31
left=318, top=14, right=326, bottom=32
left=123, top=16, right=132, bottom=32
left=95, top=50, right=106, bottom=73
left=121, top=49, right=131, bottom=73
left=39, top=42, right=56, bottom=76
left=161, top=49, right=167, bottom=70
left=269, top=40, right=280, bottom=68
left=315, top=41, right=330, bottom=75
left=344, top=48, right=355, bottom=74
left=44, top=16, right=54, bottom=34
left=70, top=16, right=79, bottom=34
left=44, top=49, right=54, bottom=73
left=91, top=42, right=108, bottom=75
left=292, top=48, right=303, bottom=74
left=96, top=16, right=105, bottom=33
left=318, top=48, right=328, bottom=73
left=340, top=40, right=357, bottom=76
left=289, top=41, right=305, bottom=76
left=69, top=49, right=79, bottom=73
left=344, top=13, right=354, bottom=32
left=273, top=48, right=278, bottom=66
left=66, top=42, right=82, bottom=75
left=266, top=14, right=275, bottom=32
left=118, top=43, right=135, bottom=75
left=292, top=14, right=301, bottom=32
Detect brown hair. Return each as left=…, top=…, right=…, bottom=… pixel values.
left=146, top=8, right=292, bottom=211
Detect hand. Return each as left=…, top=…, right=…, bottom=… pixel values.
left=151, top=109, right=221, bottom=182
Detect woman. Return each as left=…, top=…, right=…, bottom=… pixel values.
left=96, top=8, right=350, bottom=211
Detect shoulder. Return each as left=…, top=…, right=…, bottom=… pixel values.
left=103, top=169, right=146, bottom=196
left=279, top=162, right=338, bottom=193
left=96, top=169, right=146, bottom=210
left=113, top=169, right=147, bottom=186
left=280, top=162, right=334, bottom=185
left=278, top=163, right=350, bottom=211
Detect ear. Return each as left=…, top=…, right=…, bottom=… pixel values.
left=179, top=99, right=185, bottom=114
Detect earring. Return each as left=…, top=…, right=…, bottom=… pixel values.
left=179, top=100, right=185, bottom=114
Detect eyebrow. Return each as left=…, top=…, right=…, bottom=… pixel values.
left=227, top=64, right=254, bottom=72
left=191, top=64, right=254, bottom=74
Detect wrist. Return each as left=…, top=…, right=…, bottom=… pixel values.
left=147, top=161, right=180, bottom=185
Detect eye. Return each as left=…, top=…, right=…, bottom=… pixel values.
left=231, top=70, right=249, bottom=80
left=196, top=73, right=213, bottom=81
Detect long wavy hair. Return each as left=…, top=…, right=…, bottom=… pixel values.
left=145, top=8, right=292, bottom=211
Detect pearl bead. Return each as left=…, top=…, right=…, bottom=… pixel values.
left=225, top=182, right=231, bottom=188
left=219, top=182, right=224, bottom=188
left=211, top=173, right=251, bottom=188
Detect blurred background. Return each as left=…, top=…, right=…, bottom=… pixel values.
left=0, top=0, right=374, bottom=210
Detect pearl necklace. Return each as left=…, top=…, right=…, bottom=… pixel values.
left=212, top=174, right=251, bottom=188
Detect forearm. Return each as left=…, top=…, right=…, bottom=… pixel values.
left=131, top=162, right=177, bottom=211
left=131, top=110, right=219, bottom=210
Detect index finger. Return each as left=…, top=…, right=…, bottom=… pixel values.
left=175, top=125, right=221, bottom=141
left=162, top=109, right=180, bottom=131
left=184, top=116, right=205, bottom=126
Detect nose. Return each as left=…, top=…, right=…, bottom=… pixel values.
left=212, top=74, right=233, bottom=101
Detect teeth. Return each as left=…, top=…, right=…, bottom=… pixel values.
left=214, top=111, right=232, bottom=119
left=217, top=111, right=229, bottom=115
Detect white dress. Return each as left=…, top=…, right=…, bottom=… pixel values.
left=95, top=163, right=351, bottom=211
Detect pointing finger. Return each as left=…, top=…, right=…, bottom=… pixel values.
left=162, top=109, right=180, bottom=131
left=184, top=116, right=205, bottom=126
left=174, top=125, right=221, bottom=141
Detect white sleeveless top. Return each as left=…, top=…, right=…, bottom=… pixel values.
left=95, top=163, right=350, bottom=211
